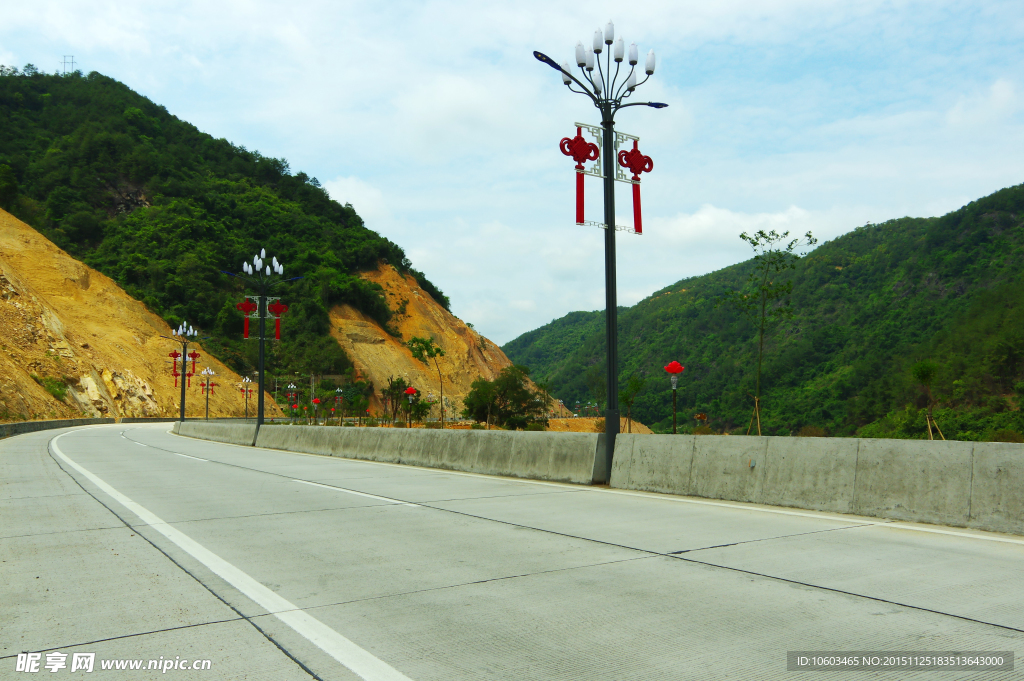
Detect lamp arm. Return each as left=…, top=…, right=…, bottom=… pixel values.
left=612, top=64, right=636, bottom=101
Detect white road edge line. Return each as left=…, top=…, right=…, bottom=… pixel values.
left=51, top=431, right=413, bottom=681
left=294, top=480, right=418, bottom=507
left=175, top=452, right=208, bottom=461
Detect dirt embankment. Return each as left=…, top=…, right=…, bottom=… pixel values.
left=0, top=208, right=276, bottom=421
left=330, top=264, right=514, bottom=413
left=547, top=417, right=654, bottom=434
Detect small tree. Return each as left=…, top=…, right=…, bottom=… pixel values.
left=619, top=374, right=647, bottom=433
left=462, top=365, right=548, bottom=429
left=407, top=336, right=446, bottom=428
left=722, top=229, right=816, bottom=435
left=911, top=360, right=945, bottom=440
left=585, top=364, right=607, bottom=412
left=381, top=376, right=410, bottom=425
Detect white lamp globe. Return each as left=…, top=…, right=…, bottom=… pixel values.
left=604, top=21, right=614, bottom=45
left=614, top=38, right=624, bottom=62
left=645, top=49, right=656, bottom=75
left=575, top=42, right=586, bottom=67
left=628, top=42, right=638, bottom=65
left=592, top=30, right=603, bottom=54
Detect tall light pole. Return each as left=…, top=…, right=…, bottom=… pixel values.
left=241, top=376, right=253, bottom=419
left=162, top=323, right=199, bottom=422
left=229, top=250, right=292, bottom=433
left=665, top=361, right=685, bottom=434
left=535, top=23, right=666, bottom=478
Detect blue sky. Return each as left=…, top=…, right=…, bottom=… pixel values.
left=2, top=1, right=1023, bottom=344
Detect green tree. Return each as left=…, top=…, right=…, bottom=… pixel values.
left=462, top=365, right=549, bottom=430
left=619, top=374, right=647, bottom=433
left=407, top=336, right=446, bottom=428
left=0, top=164, right=17, bottom=210
left=380, top=375, right=410, bottom=425
left=722, top=229, right=816, bottom=434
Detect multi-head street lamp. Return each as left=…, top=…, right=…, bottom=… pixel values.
left=534, top=21, right=666, bottom=479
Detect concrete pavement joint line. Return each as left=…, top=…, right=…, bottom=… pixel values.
left=161, top=427, right=1024, bottom=547
left=1, top=524, right=135, bottom=541
left=667, top=523, right=879, bottom=554
left=0, top=616, right=245, bottom=661
left=294, top=480, right=418, bottom=507
left=45, top=436, right=325, bottom=681
left=672, top=553, right=1024, bottom=636
left=50, top=431, right=414, bottom=681
left=438, top=499, right=1024, bottom=639
left=250, top=555, right=657, bottom=617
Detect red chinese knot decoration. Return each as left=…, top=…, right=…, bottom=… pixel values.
left=235, top=298, right=258, bottom=338
left=618, top=140, right=653, bottom=234
left=664, top=361, right=685, bottom=374
left=560, top=126, right=599, bottom=224
left=268, top=300, right=289, bottom=340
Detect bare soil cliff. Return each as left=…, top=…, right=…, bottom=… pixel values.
left=0, top=208, right=277, bottom=421
left=330, top=264, right=514, bottom=414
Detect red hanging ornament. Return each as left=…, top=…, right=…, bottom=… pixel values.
left=617, top=140, right=654, bottom=234
left=235, top=298, right=258, bottom=338
left=560, top=126, right=599, bottom=224
left=268, top=299, right=289, bottom=340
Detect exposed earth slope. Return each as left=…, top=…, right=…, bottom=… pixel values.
left=331, top=264, right=513, bottom=413
left=0, top=208, right=273, bottom=420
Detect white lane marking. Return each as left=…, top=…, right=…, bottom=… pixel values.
left=51, top=432, right=413, bottom=681
left=294, top=480, right=417, bottom=507
left=176, top=452, right=208, bottom=461
left=136, top=442, right=149, bottom=447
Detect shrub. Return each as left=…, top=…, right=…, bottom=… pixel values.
left=394, top=422, right=407, bottom=428
left=366, top=417, right=378, bottom=427
left=797, top=425, right=827, bottom=437
left=31, top=374, right=68, bottom=402
left=425, top=421, right=442, bottom=429
left=470, top=423, right=484, bottom=430
left=595, top=418, right=605, bottom=431
left=990, top=429, right=1024, bottom=443
left=693, top=425, right=714, bottom=435
left=525, top=423, right=546, bottom=431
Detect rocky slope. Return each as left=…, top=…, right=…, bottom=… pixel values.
left=0, top=208, right=275, bottom=421
left=331, top=264, right=514, bottom=414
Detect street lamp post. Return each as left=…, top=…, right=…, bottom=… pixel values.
left=241, top=376, right=253, bottom=419
left=404, top=386, right=416, bottom=428
left=664, top=361, right=685, bottom=434
left=535, top=25, right=666, bottom=478
left=229, top=250, right=292, bottom=434
left=200, top=367, right=217, bottom=421
left=335, top=388, right=344, bottom=426
left=162, top=323, right=199, bottom=422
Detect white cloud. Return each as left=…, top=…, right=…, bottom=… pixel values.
left=3, top=0, right=1024, bottom=346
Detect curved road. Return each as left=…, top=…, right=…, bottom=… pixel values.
left=3, top=423, right=1023, bottom=679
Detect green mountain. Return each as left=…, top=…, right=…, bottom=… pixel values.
left=504, top=184, right=1024, bottom=441
left=0, top=64, right=448, bottom=378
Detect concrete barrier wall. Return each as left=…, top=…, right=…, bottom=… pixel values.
left=0, top=418, right=115, bottom=439
left=174, top=421, right=257, bottom=447
left=221, top=425, right=603, bottom=484
left=611, top=434, right=1024, bottom=535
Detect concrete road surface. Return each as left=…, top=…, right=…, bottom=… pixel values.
left=3, top=423, right=1023, bottom=679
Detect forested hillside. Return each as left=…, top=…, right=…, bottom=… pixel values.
left=0, top=65, right=448, bottom=378
left=504, top=184, right=1024, bottom=440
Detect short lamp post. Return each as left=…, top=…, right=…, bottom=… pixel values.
left=241, top=377, right=253, bottom=420
left=534, top=22, right=666, bottom=479
left=200, top=367, right=217, bottom=421
left=404, top=386, right=416, bottom=428
left=312, top=397, right=321, bottom=425
left=664, top=361, right=685, bottom=434
left=335, top=388, right=344, bottom=425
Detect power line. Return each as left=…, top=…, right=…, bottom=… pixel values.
left=60, top=55, right=76, bottom=76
